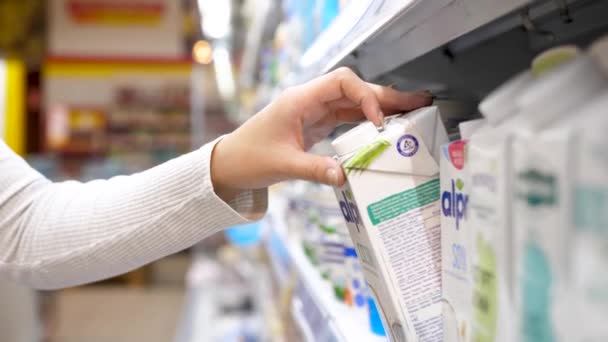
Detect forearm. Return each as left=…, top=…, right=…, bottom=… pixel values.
left=0, top=139, right=266, bottom=290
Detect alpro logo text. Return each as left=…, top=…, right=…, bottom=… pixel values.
left=442, top=178, right=469, bottom=230
left=339, top=190, right=362, bottom=232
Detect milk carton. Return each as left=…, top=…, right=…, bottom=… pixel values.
left=564, top=37, right=608, bottom=341
left=332, top=106, right=448, bottom=341
left=559, top=44, right=608, bottom=342
left=458, top=118, right=487, bottom=140
left=466, top=71, right=534, bottom=342
left=440, top=138, right=472, bottom=342
left=565, top=92, right=608, bottom=341
left=511, top=55, right=607, bottom=342
left=532, top=92, right=608, bottom=341
left=440, top=117, right=486, bottom=342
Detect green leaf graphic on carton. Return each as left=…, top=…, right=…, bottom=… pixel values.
left=344, top=139, right=391, bottom=175
left=456, top=178, right=464, bottom=191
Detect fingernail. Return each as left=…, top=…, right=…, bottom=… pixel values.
left=376, top=111, right=385, bottom=132
left=325, top=167, right=339, bottom=185
left=414, top=90, right=434, bottom=99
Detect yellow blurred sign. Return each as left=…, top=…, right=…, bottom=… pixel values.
left=0, top=59, right=25, bottom=155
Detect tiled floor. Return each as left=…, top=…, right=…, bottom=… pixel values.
left=51, top=286, right=185, bottom=342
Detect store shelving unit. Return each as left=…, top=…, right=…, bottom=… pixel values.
left=299, top=0, right=528, bottom=80
left=260, top=0, right=608, bottom=340
left=297, top=0, right=608, bottom=96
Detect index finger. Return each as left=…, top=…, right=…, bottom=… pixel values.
left=368, top=84, right=433, bottom=113
left=303, top=67, right=384, bottom=127
left=331, top=85, right=434, bottom=123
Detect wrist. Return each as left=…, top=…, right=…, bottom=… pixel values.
left=210, top=134, right=241, bottom=203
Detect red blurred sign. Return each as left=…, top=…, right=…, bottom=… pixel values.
left=67, top=0, right=166, bottom=26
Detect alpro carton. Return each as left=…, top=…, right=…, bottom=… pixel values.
left=332, top=106, right=448, bottom=342
left=511, top=55, right=607, bottom=342
left=514, top=104, right=608, bottom=342
left=458, top=118, right=487, bottom=140
left=466, top=71, right=534, bottom=342
left=465, top=47, right=585, bottom=342
left=565, top=92, right=608, bottom=341
left=440, top=117, right=485, bottom=342
left=533, top=92, right=608, bottom=342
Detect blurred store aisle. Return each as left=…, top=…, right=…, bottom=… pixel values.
left=50, top=286, right=184, bottom=342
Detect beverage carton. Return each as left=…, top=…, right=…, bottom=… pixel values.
left=466, top=71, right=534, bottom=342
left=332, top=106, right=448, bottom=341
left=440, top=128, right=481, bottom=341
left=511, top=55, right=607, bottom=341
left=565, top=92, right=608, bottom=341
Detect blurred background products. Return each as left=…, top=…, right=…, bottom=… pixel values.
left=1, top=0, right=608, bottom=342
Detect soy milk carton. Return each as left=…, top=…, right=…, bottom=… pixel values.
left=440, top=140, right=471, bottom=342
left=531, top=92, right=608, bottom=342
left=566, top=92, right=608, bottom=341
left=511, top=55, right=607, bottom=342
left=466, top=71, right=534, bottom=342
left=563, top=37, right=608, bottom=341
left=332, top=106, right=448, bottom=341
left=440, top=119, right=484, bottom=342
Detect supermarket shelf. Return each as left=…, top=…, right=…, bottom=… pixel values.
left=262, top=0, right=608, bottom=105
left=263, top=198, right=387, bottom=342
left=300, top=0, right=533, bottom=80
left=354, top=0, right=533, bottom=79
left=300, top=0, right=608, bottom=92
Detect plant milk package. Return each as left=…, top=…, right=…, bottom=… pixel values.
left=458, top=118, right=487, bottom=140
left=440, top=117, right=486, bottom=342
left=332, top=106, right=448, bottom=341
left=565, top=37, right=608, bottom=340
left=467, top=46, right=584, bottom=342
left=466, top=71, right=534, bottom=342
left=565, top=92, right=608, bottom=341
left=537, top=92, right=608, bottom=342
left=440, top=138, right=473, bottom=342
left=511, top=55, right=607, bottom=342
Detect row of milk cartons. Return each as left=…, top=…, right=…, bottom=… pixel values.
left=329, top=36, right=608, bottom=342
left=442, top=39, right=608, bottom=342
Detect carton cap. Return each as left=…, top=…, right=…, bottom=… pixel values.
left=458, top=118, right=487, bottom=140
left=331, top=121, right=380, bottom=156
left=516, top=55, right=606, bottom=112
left=590, top=35, right=608, bottom=76
left=479, top=71, right=533, bottom=126
left=531, top=45, right=580, bottom=77
left=479, top=45, right=580, bottom=126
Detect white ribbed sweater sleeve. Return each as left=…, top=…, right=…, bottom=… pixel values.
left=0, top=138, right=267, bottom=290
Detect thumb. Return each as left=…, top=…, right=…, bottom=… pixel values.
left=286, top=152, right=345, bottom=187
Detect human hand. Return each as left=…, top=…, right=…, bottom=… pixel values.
left=211, top=67, right=433, bottom=200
